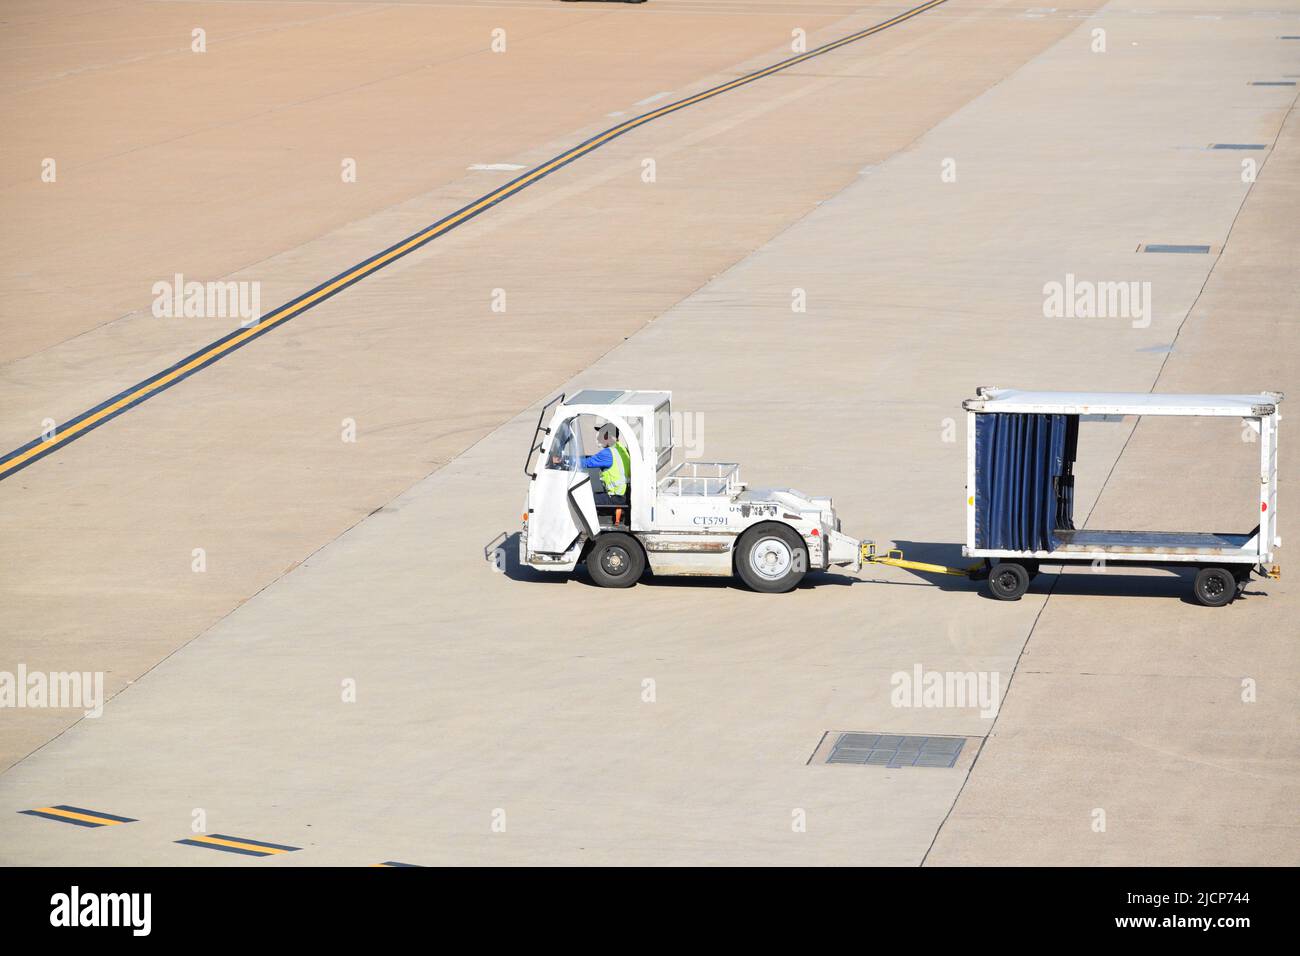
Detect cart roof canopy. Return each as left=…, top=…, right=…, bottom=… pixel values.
left=964, top=388, right=1283, bottom=417
left=565, top=389, right=671, bottom=411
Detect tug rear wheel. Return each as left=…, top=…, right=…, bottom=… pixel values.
left=736, top=524, right=807, bottom=594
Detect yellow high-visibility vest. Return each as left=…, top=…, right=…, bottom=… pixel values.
left=601, top=442, right=629, bottom=496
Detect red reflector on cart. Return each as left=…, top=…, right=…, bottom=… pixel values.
left=810, top=528, right=819, bottom=536
left=1262, top=502, right=1268, bottom=511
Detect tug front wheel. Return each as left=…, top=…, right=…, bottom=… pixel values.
left=736, top=524, right=808, bottom=593
left=586, top=533, right=645, bottom=588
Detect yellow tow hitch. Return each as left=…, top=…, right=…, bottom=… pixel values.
left=860, top=541, right=986, bottom=579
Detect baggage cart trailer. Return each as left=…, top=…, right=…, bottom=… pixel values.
left=962, top=387, right=1283, bottom=606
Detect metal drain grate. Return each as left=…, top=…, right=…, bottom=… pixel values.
left=1142, top=244, right=1211, bottom=254
left=1250, top=81, right=1296, bottom=86
left=826, top=733, right=965, bottom=768
left=1210, top=143, right=1266, bottom=150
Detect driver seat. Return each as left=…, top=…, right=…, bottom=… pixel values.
left=595, top=494, right=629, bottom=528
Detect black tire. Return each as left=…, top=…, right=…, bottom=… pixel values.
left=1193, top=566, right=1236, bottom=607
left=735, top=523, right=808, bottom=593
left=586, top=532, right=645, bottom=588
left=987, top=561, right=1031, bottom=601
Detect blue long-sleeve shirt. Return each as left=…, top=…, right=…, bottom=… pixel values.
left=581, top=447, right=613, bottom=469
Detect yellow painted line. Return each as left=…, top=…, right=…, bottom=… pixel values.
left=0, top=0, right=948, bottom=480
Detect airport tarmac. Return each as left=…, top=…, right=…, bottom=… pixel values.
left=1, top=0, right=1297, bottom=865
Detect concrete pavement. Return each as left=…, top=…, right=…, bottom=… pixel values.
left=2, top=0, right=1076, bottom=770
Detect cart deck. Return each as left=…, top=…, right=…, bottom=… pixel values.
left=1052, top=529, right=1256, bottom=559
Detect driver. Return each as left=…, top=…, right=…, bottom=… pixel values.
left=581, top=422, right=630, bottom=505
left=550, top=421, right=630, bottom=506
left=585, top=421, right=629, bottom=504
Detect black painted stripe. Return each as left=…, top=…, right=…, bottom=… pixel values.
left=175, top=833, right=301, bottom=856
left=20, top=809, right=104, bottom=827
left=175, top=838, right=273, bottom=857
left=0, top=0, right=948, bottom=481
left=18, top=805, right=139, bottom=826
left=207, top=833, right=300, bottom=851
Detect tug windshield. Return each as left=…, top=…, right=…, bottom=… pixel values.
left=524, top=393, right=565, bottom=477
left=547, top=419, right=583, bottom=472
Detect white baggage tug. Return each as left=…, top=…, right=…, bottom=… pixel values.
left=520, top=389, right=862, bottom=591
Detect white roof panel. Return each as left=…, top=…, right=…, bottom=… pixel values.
left=964, top=388, right=1282, bottom=416
left=567, top=388, right=627, bottom=405
left=567, top=389, right=670, bottom=409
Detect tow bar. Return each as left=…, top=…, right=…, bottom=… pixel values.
left=860, top=541, right=988, bottom=580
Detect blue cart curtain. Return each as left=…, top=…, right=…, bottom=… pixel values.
left=975, top=413, right=1077, bottom=552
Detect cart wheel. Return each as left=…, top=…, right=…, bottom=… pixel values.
left=736, top=523, right=807, bottom=593
left=586, top=532, right=645, bottom=588
left=1192, top=566, right=1236, bottom=607
left=987, top=561, right=1030, bottom=601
